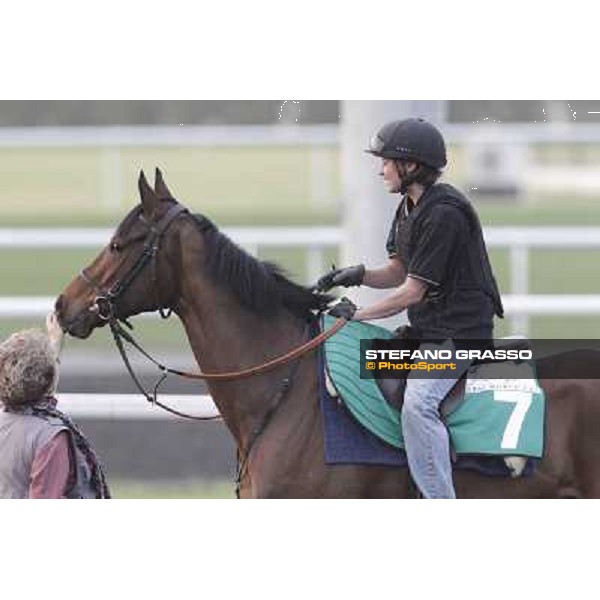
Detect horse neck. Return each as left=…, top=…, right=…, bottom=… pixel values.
left=176, top=268, right=308, bottom=451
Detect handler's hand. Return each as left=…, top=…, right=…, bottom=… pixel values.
left=46, top=312, right=65, bottom=357
left=327, top=297, right=358, bottom=321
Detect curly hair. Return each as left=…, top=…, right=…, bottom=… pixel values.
left=0, top=329, right=57, bottom=409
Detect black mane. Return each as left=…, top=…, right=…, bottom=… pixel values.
left=192, top=214, right=332, bottom=320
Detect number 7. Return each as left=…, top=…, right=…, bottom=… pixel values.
left=494, top=391, right=533, bottom=450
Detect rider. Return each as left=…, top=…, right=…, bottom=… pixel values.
left=318, top=117, right=504, bottom=498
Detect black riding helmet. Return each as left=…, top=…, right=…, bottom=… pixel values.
left=366, top=117, right=447, bottom=170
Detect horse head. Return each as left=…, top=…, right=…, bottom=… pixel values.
left=56, top=169, right=186, bottom=338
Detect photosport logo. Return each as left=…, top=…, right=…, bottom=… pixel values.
left=359, top=339, right=600, bottom=379
left=364, top=345, right=460, bottom=374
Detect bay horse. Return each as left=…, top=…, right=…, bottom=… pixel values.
left=56, top=169, right=600, bottom=498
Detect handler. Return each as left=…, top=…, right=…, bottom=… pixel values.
left=0, top=313, right=110, bottom=499
left=317, top=117, right=504, bottom=498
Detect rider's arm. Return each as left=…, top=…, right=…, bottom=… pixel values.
left=353, top=276, right=427, bottom=321
left=362, top=257, right=406, bottom=289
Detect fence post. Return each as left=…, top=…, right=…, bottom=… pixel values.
left=101, top=147, right=122, bottom=212
left=510, top=244, right=530, bottom=335
left=306, top=246, right=325, bottom=286
left=309, top=147, right=333, bottom=209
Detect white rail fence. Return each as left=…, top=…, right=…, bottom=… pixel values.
left=1, top=224, right=596, bottom=421
left=3, top=122, right=600, bottom=147
left=1, top=226, right=600, bottom=335
left=56, top=393, right=219, bottom=420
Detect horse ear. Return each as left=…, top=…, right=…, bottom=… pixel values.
left=154, top=167, right=175, bottom=200
left=138, top=170, right=159, bottom=216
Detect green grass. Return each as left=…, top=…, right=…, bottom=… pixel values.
left=0, top=249, right=100, bottom=295
left=0, top=145, right=340, bottom=226
left=109, top=478, right=235, bottom=499
left=477, top=196, right=600, bottom=226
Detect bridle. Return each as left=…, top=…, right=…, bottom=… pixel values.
left=76, top=202, right=346, bottom=417
left=79, top=202, right=187, bottom=324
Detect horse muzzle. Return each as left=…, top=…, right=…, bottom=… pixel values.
left=55, top=297, right=108, bottom=339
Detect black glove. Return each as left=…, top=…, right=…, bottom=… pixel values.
left=328, top=297, right=358, bottom=320
left=316, top=264, right=365, bottom=292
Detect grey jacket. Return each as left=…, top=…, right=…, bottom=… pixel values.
left=0, top=410, right=98, bottom=499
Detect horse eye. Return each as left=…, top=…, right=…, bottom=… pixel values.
left=109, top=241, right=121, bottom=253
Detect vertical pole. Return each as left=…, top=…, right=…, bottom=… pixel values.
left=101, top=147, right=122, bottom=213
left=306, top=245, right=325, bottom=286
left=309, top=147, right=332, bottom=209
left=510, top=245, right=530, bottom=336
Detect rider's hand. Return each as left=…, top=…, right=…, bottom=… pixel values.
left=46, top=312, right=65, bottom=358
left=316, top=264, right=365, bottom=292
left=327, top=297, right=358, bottom=321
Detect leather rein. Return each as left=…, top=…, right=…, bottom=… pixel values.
left=77, top=203, right=346, bottom=421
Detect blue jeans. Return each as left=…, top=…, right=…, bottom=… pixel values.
left=401, top=341, right=472, bottom=499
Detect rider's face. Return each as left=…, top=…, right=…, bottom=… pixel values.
left=380, top=158, right=403, bottom=193
left=380, top=159, right=417, bottom=194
